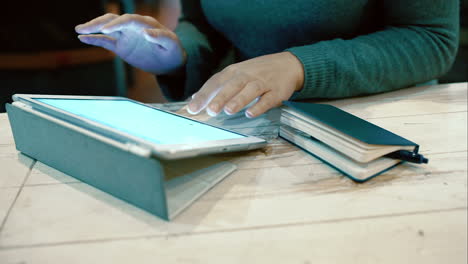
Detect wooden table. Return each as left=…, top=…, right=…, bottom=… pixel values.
left=0, top=83, right=466, bottom=263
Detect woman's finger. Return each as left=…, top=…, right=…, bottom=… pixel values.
left=75, top=13, right=118, bottom=34
left=187, top=66, right=247, bottom=115
left=187, top=73, right=225, bottom=115
left=245, top=92, right=280, bottom=118
left=143, top=28, right=177, bottom=50
left=224, top=80, right=267, bottom=116
left=101, top=14, right=161, bottom=34
left=206, top=76, right=249, bottom=116
left=77, top=34, right=117, bottom=52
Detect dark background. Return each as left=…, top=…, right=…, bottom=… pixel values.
left=0, top=0, right=466, bottom=112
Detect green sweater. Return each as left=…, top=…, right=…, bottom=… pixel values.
left=159, top=0, right=459, bottom=101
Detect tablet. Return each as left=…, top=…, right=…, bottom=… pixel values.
left=12, top=94, right=267, bottom=159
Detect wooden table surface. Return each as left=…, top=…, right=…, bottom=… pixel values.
left=0, top=83, right=466, bottom=264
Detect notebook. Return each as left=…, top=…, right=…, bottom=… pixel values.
left=279, top=102, right=428, bottom=182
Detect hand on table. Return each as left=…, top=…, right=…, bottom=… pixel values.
left=187, top=52, right=304, bottom=118
left=75, top=13, right=186, bottom=75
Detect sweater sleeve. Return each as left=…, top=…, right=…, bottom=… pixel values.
left=286, top=0, right=460, bottom=99
left=157, top=0, right=229, bottom=101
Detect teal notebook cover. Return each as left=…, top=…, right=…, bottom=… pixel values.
left=282, top=101, right=418, bottom=147
left=280, top=101, right=428, bottom=182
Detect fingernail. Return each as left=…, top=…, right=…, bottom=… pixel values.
left=224, top=102, right=237, bottom=115
left=206, top=107, right=218, bottom=117
left=207, top=103, right=220, bottom=116
left=77, top=35, right=89, bottom=43
left=245, top=110, right=254, bottom=118
left=224, top=108, right=233, bottom=115
left=209, top=103, right=219, bottom=113
left=187, top=103, right=199, bottom=115
left=224, top=107, right=234, bottom=115
left=75, top=26, right=85, bottom=34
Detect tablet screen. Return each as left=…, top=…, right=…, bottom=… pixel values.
left=35, top=98, right=244, bottom=145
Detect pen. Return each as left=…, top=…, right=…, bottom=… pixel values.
left=385, top=150, right=429, bottom=164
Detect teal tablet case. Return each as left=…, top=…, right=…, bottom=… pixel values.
left=6, top=103, right=236, bottom=220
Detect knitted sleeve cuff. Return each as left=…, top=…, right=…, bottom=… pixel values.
left=286, top=42, right=336, bottom=100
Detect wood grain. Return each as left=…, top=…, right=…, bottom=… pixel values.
left=0, top=83, right=466, bottom=264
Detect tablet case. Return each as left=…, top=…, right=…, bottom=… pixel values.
left=6, top=103, right=236, bottom=220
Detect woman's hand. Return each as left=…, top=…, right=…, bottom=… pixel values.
left=187, top=52, right=304, bottom=118
left=75, top=14, right=186, bottom=75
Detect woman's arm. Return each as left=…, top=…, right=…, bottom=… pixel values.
left=186, top=0, right=459, bottom=118
left=287, top=0, right=459, bottom=99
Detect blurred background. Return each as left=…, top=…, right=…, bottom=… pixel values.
left=0, top=0, right=180, bottom=112
left=0, top=0, right=466, bottom=113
